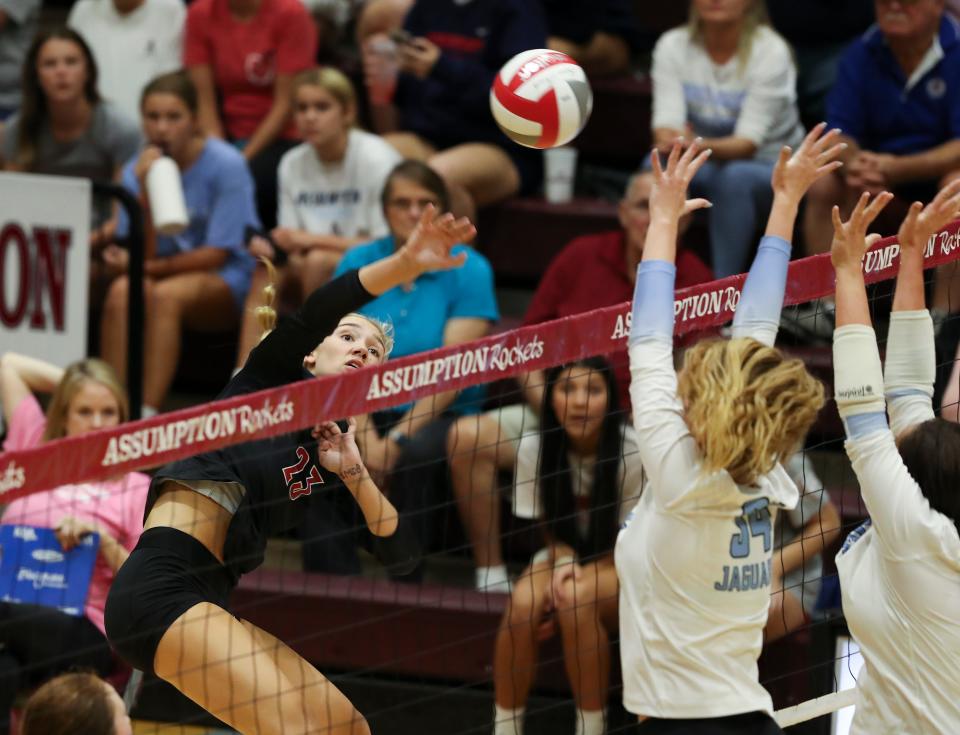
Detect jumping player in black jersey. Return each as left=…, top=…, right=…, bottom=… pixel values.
left=104, top=207, right=474, bottom=735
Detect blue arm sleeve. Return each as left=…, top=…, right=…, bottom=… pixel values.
left=844, top=411, right=889, bottom=438
left=629, top=260, right=676, bottom=346
left=731, top=235, right=791, bottom=346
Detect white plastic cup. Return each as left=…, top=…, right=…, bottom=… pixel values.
left=145, top=156, right=188, bottom=236
left=544, top=146, right=578, bottom=204
left=367, top=36, right=399, bottom=107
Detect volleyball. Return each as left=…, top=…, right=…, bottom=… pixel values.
left=490, top=49, right=593, bottom=149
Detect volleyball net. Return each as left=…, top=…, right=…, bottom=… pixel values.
left=1, top=221, right=959, bottom=734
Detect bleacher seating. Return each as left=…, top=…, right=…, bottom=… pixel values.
left=476, top=197, right=619, bottom=287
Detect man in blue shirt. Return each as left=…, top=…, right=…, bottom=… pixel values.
left=793, top=0, right=960, bottom=342
left=802, top=1, right=960, bottom=260
left=303, top=160, right=498, bottom=575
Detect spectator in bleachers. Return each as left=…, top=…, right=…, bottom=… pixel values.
left=799, top=0, right=960, bottom=334
left=766, top=0, right=874, bottom=127
left=0, top=28, right=141, bottom=245
left=767, top=453, right=841, bottom=642
left=234, top=67, right=402, bottom=370
left=447, top=170, right=711, bottom=592
left=68, top=0, right=185, bottom=124
left=184, top=0, right=317, bottom=230
left=0, top=354, right=149, bottom=733
left=651, top=0, right=804, bottom=278
left=362, top=0, right=547, bottom=218
left=20, top=671, right=132, bottom=735
left=0, top=0, right=39, bottom=120
left=543, top=0, right=643, bottom=77
left=101, top=71, right=257, bottom=417
left=315, top=160, right=497, bottom=575
left=492, top=357, right=643, bottom=735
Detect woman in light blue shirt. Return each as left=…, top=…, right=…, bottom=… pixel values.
left=101, top=70, right=256, bottom=416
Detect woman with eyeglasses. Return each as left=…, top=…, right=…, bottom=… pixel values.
left=322, top=159, right=499, bottom=576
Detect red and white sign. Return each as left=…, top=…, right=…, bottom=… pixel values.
left=0, top=173, right=91, bottom=367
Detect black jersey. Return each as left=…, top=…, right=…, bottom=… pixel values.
left=146, top=269, right=417, bottom=583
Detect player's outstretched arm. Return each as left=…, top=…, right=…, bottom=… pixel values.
left=765, top=123, right=845, bottom=242
left=358, top=205, right=473, bottom=295
left=831, top=191, right=893, bottom=436
left=629, top=139, right=712, bottom=346
left=885, top=181, right=960, bottom=435
left=638, top=139, right=712, bottom=267
left=732, top=124, right=846, bottom=346
left=832, top=193, right=951, bottom=550
left=627, top=141, right=712, bottom=498
left=832, top=191, right=893, bottom=331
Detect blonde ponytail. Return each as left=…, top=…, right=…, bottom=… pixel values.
left=256, top=256, right=279, bottom=341
left=677, top=337, right=824, bottom=486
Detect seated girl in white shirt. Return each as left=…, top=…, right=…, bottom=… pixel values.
left=493, top=356, right=644, bottom=735
left=236, top=67, right=401, bottom=368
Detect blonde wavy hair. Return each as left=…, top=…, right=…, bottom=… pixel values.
left=677, top=337, right=824, bottom=486
left=291, top=66, right=357, bottom=125
left=44, top=359, right=128, bottom=441
left=688, top=0, right=772, bottom=72
left=255, top=257, right=394, bottom=358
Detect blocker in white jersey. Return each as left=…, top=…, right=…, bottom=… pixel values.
left=830, top=183, right=960, bottom=735
left=616, top=127, right=844, bottom=732
left=490, top=49, right=593, bottom=149
left=617, top=340, right=799, bottom=719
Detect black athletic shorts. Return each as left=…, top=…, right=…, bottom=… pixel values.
left=104, top=527, right=234, bottom=675
left=637, top=711, right=784, bottom=735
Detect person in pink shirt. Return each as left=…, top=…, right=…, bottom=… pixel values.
left=0, top=353, right=149, bottom=731
left=184, top=0, right=318, bottom=229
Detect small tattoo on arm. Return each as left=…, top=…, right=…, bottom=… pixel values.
left=340, top=464, right=364, bottom=479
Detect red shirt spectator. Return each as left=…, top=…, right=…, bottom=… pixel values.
left=184, top=0, right=316, bottom=141
left=524, top=230, right=712, bottom=406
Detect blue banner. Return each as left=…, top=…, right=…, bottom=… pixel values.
left=0, top=525, right=98, bottom=616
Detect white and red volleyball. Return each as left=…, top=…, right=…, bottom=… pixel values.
left=490, top=49, right=593, bottom=149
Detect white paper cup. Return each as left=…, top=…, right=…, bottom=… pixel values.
left=544, top=146, right=578, bottom=204
left=146, top=156, right=189, bottom=236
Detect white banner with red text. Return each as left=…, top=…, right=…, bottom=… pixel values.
left=0, top=172, right=91, bottom=369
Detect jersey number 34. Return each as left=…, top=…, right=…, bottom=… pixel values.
left=729, top=498, right=772, bottom=559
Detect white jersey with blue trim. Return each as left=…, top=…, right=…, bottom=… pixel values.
left=836, top=430, right=960, bottom=735
left=833, top=311, right=960, bottom=734
left=615, top=338, right=799, bottom=719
